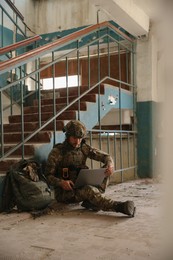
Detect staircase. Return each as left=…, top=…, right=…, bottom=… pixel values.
left=0, top=84, right=106, bottom=173
left=0, top=2, right=136, bottom=183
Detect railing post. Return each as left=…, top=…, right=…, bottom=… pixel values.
left=87, top=45, right=91, bottom=89
left=107, top=28, right=110, bottom=78
left=97, top=28, right=101, bottom=134
left=77, top=40, right=80, bottom=121
left=113, top=132, right=117, bottom=170
left=1, top=7, right=4, bottom=47
left=20, top=66, right=25, bottom=159
left=0, top=91, right=4, bottom=158
left=89, top=131, right=93, bottom=169
left=118, top=41, right=123, bottom=182
left=65, top=56, right=69, bottom=105
left=52, top=51, right=56, bottom=145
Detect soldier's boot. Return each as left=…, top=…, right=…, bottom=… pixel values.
left=81, top=200, right=99, bottom=212
left=114, top=200, right=136, bottom=217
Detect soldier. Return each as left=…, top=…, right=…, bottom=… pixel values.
left=45, top=120, right=136, bottom=217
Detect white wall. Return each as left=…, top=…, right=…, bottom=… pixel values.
left=24, top=0, right=105, bottom=35
left=100, top=109, right=133, bottom=125
left=136, top=23, right=162, bottom=103
left=92, top=0, right=150, bottom=37
left=13, top=0, right=35, bottom=36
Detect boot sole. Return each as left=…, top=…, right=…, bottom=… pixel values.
left=129, top=207, right=136, bottom=218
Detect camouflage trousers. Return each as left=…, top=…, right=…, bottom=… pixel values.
left=55, top=185, right=115, bottom=211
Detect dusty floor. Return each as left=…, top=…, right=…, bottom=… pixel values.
left=0, top=179, right=165, bottom=260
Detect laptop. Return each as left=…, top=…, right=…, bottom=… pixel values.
left=74, top=168, right=106, bottom=189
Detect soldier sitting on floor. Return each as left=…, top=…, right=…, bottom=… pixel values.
left=45, top=120, right=136, bottom=217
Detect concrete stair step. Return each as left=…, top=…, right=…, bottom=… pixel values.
left=8, top=111, right=76, bottom=123
left=1, top=85, right=103, bottom=174
left=24, top=102, right=87, bottom=114
left=4, top=145, right=35, bottom=157
left=4, top=121, right=65, bottom=132
left=3, top=131, right=52, bottom=144
left=0, top=159, right=24, bottom=173
left=41, top=85, right=105, bottom=98
left=33, top=94, right=96, bottom=106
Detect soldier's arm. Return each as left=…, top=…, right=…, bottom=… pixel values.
left=45, top=147, right=62, bottom=187
left=82, top=143, right=114, bottom=175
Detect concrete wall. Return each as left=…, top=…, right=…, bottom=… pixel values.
left=10, top=0, right=35, bottom=36
left=136, top=23, right=162, bottom=178
left=136, top=25, right=160, bottom=103
left=0, top=0, right=34, bottom=38
left=13, top=0, right=106, bottom=35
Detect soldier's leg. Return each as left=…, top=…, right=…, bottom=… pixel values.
left=98, top=176, right=110, bottom=193
left=75, top=185, right=135, bottom=217
left=81, top=176, right=110, bottom=211
left=54, top=187, right=76, bottom=203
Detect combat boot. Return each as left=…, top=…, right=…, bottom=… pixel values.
left=81, top=200, right=99, bottom=212
left=114, top=200, right=136, bottom=217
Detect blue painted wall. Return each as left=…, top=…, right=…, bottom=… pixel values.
left=137, top=101, right=159, bottom=178
left=0, top=25, right=25, bottom=50
left=39, top=20, right=134, bottom=50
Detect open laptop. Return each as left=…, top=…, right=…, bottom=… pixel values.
left=74, top=168, right=106, bottom=189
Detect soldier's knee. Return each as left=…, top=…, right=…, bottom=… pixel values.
left=75, top=185, right=101, bottom=202
left=83, top=185, right=100, bottom=195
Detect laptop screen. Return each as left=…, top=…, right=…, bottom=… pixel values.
left=74, top=168, right=106, bottom=188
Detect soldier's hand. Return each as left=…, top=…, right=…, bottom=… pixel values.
left=104, top=165, right=114, bottom=176
left=60, top=180, right=74, bottom=190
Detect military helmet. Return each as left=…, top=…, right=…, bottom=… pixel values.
left=63, top=120, right=87, bottom=138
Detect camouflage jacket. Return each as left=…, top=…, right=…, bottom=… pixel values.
left=45, top=139, right=114, bottom=187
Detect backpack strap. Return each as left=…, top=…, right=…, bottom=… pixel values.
left=1, top=171, right=16, bottom=212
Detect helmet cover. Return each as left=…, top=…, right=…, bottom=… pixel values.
left=63, top=120, right=87, bottom=138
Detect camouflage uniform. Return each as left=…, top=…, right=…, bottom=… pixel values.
left=45, top=120, right=135, bottom=217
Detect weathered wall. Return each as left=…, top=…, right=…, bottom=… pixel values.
left=13, top=0, right=107, bottom=35
left=136, top=24, right=163, bottom=178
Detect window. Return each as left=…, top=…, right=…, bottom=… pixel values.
left=42, top=75, right=81, bottom=90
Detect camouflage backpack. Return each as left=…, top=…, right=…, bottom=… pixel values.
left=1, top=159, right=54, bottom=212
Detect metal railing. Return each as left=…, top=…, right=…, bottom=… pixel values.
left=0, top=0, right=26, bottom=49
left=0, top=21, right=137, bottom=180
left=88, top=129, right=137, bottom=181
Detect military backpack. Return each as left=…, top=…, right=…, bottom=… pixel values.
left=1, top=159, right=54, bottom=212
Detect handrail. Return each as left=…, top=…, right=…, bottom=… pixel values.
left=5, top=0, right=24, bottom=21
left=0, top=21, right=134, bottom=74
left=0, top=3, right=26, bottom=38
left=0, top=77, right=108, bottom=159
left=0, top=35, right=42, bottom=56
left=0, top=75, right=136, bottom=160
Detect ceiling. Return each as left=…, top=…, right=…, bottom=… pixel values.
left=92, top=0, right=161, bottom=37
